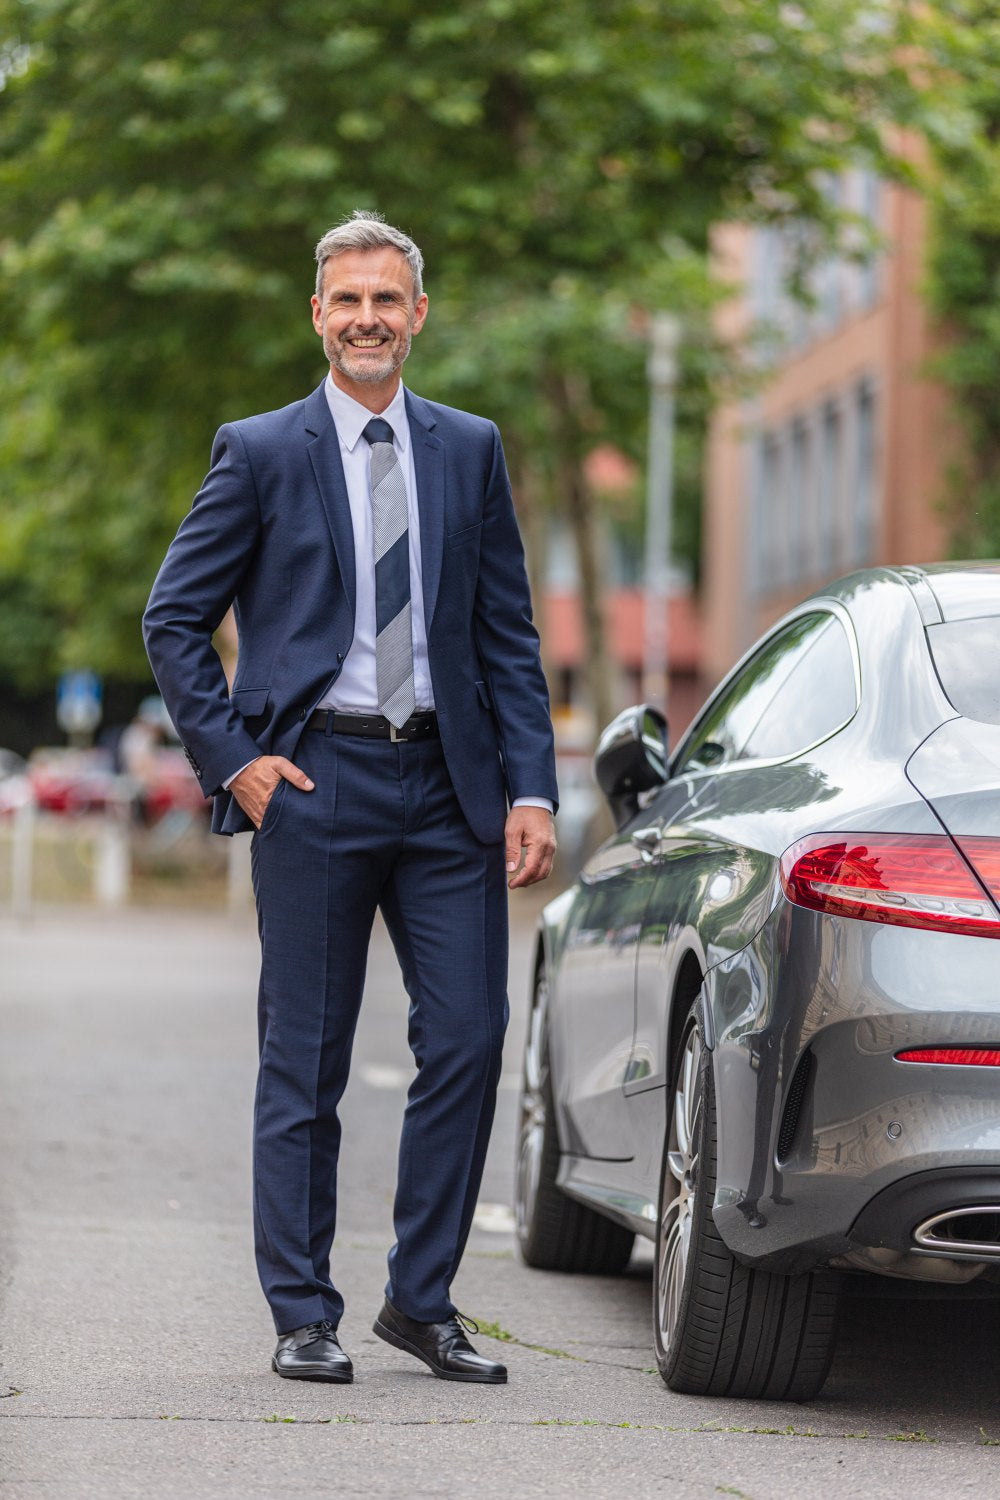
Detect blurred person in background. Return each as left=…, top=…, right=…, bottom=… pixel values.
left=118, top=694, right=170, bottom=823
left=143, top=211, right=557, bottom=1386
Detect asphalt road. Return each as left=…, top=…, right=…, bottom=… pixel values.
left=2, top=891, right=1000, bottom=1499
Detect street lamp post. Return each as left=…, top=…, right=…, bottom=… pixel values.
left=643, top=312, right=681, bottom=712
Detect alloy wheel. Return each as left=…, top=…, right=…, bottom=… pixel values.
left=515, top=973, right=548, bottom=1241
left=657, top=1025, right=703, bottom=1354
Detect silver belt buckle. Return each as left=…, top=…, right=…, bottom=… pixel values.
left=390, top=722, right=406, bottom=742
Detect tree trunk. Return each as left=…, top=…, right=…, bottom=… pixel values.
left=506, top=437, right=551, bottom=687
left=548, top=372, right=614, bottom=744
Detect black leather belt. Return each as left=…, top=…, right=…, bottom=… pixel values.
left=306, top=709, right=439, bottom=741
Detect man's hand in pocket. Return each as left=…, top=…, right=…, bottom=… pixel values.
left=231, top=756, right=314, bottom=830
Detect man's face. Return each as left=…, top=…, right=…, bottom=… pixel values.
left=311, top=247, right=428, bottom=390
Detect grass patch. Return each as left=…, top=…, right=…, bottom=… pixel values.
left=473, top=1318, right=574, bottom=1360
left=259, top=1413, right=364, bottom=1425
left=532, top=1417, right=666, bottom=1431
left=695, top=1423, right=819, bottom=1438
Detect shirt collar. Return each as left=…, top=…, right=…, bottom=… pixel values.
left=323, top=374, right=410, bottom=454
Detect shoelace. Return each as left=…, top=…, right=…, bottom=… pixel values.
left=302, top=1319, right=338, bottom=1345
left=446, top=1312, right=479, bottom=1339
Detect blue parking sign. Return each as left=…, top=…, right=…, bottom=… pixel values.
left=57, top=669, right=103, bottom=737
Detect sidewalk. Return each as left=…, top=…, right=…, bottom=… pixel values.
left=2, top=907, right=999, bottom=1498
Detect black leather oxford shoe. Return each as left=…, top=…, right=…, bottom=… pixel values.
left=272, top=1320, right=353, bottom=1383
left=372, top=1299, right=507, bottom=1384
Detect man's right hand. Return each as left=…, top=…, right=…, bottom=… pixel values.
left=230, top=755, right=315, bottom=830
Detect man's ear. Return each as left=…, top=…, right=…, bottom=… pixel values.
left=411, top=293, right=429, bottom=337
left=310, top=294, right=324, bottom=338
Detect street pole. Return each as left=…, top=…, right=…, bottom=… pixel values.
left=643, top=313, right=681, bottom=712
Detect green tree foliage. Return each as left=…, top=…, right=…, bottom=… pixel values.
left=0, top=0, right=916, bottom=711
left=921, top=3, right=1000, bottom=558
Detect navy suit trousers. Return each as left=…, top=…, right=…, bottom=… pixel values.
left=249, top=724, right=509, bottom=1333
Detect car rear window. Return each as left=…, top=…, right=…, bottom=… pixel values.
left=927, top=617, right=1000, bottom=725
left=926, top=571, right=1000, bottom=622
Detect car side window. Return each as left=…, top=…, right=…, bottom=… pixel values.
left=739, top=615, right=857, bottom=761
left=675, top=612, right=856, bottom=774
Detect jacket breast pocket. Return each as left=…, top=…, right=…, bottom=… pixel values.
left=231, top=687, right=270, bottom=719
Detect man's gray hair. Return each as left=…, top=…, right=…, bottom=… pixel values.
left=314, top=211, right=424, bottom=301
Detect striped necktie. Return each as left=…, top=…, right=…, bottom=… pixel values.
left=363, top=417, right=415, bottom=729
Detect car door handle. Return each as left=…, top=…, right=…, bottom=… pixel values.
left=630, top=823, right=663, bottom=857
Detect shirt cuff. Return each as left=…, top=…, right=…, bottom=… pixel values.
left=223, top=756, right=261, bottom=791
left=511, top=797, right=554, bottom=814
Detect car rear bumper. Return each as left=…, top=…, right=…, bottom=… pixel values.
left=705, top=900, right=1000, bottom=1275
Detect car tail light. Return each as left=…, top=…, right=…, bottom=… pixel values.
left=955, top=837, right=1000, bottom=903
left=779, top=834, right=1000, bottom=939
left=896, top=1048, right=1000, bottom=1065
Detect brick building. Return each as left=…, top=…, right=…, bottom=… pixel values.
left=702, top=169, right=955, bottom=685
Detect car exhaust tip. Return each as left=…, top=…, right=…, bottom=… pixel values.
left=913, top=1206, right=1000, bottom=1260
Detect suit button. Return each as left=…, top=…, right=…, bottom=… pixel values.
left=299, top=709, right=306, bottom=720
left=337, top=651, right=344, bottom=662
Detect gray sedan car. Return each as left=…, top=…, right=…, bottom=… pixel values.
left=516, top=563, right=1000, bottom=1401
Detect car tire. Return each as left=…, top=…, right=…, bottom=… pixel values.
left=653, top=1002, right=840, bottom=1401
left=515, top=966, right=635, bottom=1274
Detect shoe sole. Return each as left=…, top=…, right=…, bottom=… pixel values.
left=372, top=1317, right=507, bottom=1384
left=271, top=1358, right=353, bottom=1384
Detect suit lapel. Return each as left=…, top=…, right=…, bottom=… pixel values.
left=405, top=389, right=445, bottom=630
left=303, top=382, right=356, bottom=618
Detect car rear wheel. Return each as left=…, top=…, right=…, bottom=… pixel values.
left=515, top=966, right=635, bottom=1274
left=653, top=1004, right=840, bottom=1401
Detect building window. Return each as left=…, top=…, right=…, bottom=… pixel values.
left=764, top=432, right=784, bottom=588
left=545, top=518, right=579, bottom=588
left=819, top=401, right=843, bottom=574
left=751, top=168, right=884, bottom=362
left=789, top=415, right=812, bottom=583
left=751, top=378, right=875, bottom=597
left=752, top=226, right=783, bottom=330
left=858, top=171, right=882, bottom=310
left=607, top=524, right=643, bottom=587
left=817, top=176, right=844, bottom=333
left=750, top=428, right=792, bottom=597
left=852, top=381, right=879, bottom=565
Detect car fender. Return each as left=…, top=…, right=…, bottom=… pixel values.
left=700, top=905, right=816, bottom=1266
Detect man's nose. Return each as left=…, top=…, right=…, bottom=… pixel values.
left=355, top=296, right=380, bottom=327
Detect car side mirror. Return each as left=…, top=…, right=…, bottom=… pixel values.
left=593, top=704, right=669, bottom=830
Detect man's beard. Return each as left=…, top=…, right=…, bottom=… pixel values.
left=325, top=324, right=411, bottom=385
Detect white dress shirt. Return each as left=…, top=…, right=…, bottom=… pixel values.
left=318, top=377, right=433, bottom=712
left=226, top=375, right=552, bottom=813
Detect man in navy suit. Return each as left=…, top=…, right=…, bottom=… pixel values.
left=143, top=212, right=557, bottom=1386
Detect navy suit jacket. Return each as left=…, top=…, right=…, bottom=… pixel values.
left=142, top=381, right=558, bottom=842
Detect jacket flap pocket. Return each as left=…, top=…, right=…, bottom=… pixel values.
left=446, top=521, right=483, bottom=546
left=231, top=687, right=270, bottom=718
left=475, top=679, right=492, bottom=710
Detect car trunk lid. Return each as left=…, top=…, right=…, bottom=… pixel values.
left=907, top=718, right=1000, bottom=837
left=907, top=717, right=1000, bottom=909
